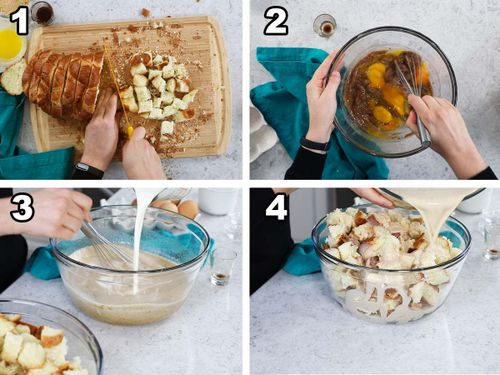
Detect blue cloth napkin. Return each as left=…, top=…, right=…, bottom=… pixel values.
left=283, top=238, right=321, bottom=276
left=0, top=87, right=74, bottom=179
left=25, top=238, right=216, bottom=281
left=250, top=47, right=389, bottom=179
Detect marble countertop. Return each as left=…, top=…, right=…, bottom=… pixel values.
left=250, top=0, right=500, bottom=180
left=18, top=0, right=242, bottom=180
left=251, top=194, right=500, bottom=374
left=2, top=189, right=242, bottom=374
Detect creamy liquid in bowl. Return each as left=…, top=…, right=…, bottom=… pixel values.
left=390, top=188, right=476, bottom=243
left=65, top=245, right=192, bottom=325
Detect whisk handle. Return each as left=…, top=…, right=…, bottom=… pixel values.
left=417, top=116, right=432, bottom=148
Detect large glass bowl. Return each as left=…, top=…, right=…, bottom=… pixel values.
left=329, top=26, right=457, bottom=157
left=311, top=204, right=471, bottom=324
left=0, top=299, right=102, bottom=374
left=52, top=205, right=210, bottom=325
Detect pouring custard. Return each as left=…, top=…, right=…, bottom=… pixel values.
left=387, top=188, right=476, bottom=244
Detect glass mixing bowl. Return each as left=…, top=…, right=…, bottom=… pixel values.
left=52, top=205, right=210, bottom=325
left=0, top=299, right=102, bottom=374
left=329, top=26, right=457, bottom=157
left=311, top=204, right=471, bottom=324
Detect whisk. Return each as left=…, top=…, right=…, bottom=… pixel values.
left=394, top=55, right=432, bottom=148
left=80, top=221, right=135, bottom=269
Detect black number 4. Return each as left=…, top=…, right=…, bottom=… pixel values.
left=264, top=6, right=289, bottom=36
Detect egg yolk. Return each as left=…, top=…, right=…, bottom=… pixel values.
left=373, top=106, right=393, bottom=123
left=0, top=29, right=22, bottom=60
left=417, top=63, right=430, bottom=86
left=382, top=85, right=406, bottom=116
left=366, top=63, right=386, bottom=89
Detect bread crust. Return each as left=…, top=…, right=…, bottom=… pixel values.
left=72, top=53, right=93, bottom=119
left=80, top=51, right=104, bottom=120
left=61, top=52, right=82, bottom=116
left=22, top=50, right=42, bottom=95
left=37, top=53, right=63, bottom=114
left=49, top=54, right=72, bottom=118
left=28, top=50, right=51, bottom=103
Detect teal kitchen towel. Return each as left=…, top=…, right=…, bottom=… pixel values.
left=250, top=47, right=389, bottom=180
left=0, top=146, right=75, bottom=180
left=0, top=87, right=74, bottom=179
left=24, top=246, right=60, bottom=280
left=283, top=238, right=321, bottom=276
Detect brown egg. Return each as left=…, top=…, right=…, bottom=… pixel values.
left=178, top=200, right=199, bottom=219
left=159, top=201, right=179, bottom=213
left=151, top=200, right=171, bottom=208
left=131, top=198, right=137, bottom=206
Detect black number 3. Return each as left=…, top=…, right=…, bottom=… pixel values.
left=264, top=6, right=289, bottom=36
left=10, top=193, right=35, bottom=223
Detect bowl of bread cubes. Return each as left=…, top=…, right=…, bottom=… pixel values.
left=312, top=204, right=471, bottom=324
left=0, top=299, right=102, bottom=375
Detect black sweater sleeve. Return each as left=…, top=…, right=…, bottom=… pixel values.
left=250, top=188, right=294, bottom=295
left=469, top=167, right=497, bottom=180
left=285, top=147, right=326, bottom=180
left=0, top=189, right=28, bottom=292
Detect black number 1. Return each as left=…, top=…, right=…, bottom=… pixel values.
left=10, top=6, right=29, bottom=36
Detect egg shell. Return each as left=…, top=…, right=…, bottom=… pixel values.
left=159, top=201, right=179, bottom=213
left=178, top=200, right=199, bottom=219
left=151, top=200, right=172, bottom=208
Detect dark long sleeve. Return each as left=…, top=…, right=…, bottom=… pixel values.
left=250, top=188, right=294, bottom=294
left=0, top=189, right=28, bottom=292
left=285, top=147, right=326, bottom=180
left=469, top=167, right=497, bottom=180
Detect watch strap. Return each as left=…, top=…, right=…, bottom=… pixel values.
left=300, top=136, right=331, bottom=152
left=72, top=162, right=104, bottom=180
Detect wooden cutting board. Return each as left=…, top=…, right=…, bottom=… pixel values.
left=28, top=16, right=231, bottom=160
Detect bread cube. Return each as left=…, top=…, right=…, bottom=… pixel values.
left=138, top=100, right=153, bottom=114
left=18, top=342, right=46, bottom=369
left=134, top=87, right=151, bottom=102
left=151, top=76, right=166, bottom=92
left=133, top=74, right=148, bottom=87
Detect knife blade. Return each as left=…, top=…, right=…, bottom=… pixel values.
left=102, top=42, right=133, bottom=137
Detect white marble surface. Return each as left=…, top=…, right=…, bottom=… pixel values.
left=251, top=192, right=500, bottom=374
left=250, top=0, right=500, bottom=180
left=2, top=189, right=242, bottom=375
left=18, top=0, right=242, bottom=180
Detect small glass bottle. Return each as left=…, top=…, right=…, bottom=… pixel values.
left=31, top=1, right=54, bottom=25
left=313, top=14, right=337, bottom=38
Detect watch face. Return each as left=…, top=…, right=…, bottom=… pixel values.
left=77, top=163, right=90, bottom=171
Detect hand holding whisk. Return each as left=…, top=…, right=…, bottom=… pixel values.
left=394, top=55, right=432, bottom=148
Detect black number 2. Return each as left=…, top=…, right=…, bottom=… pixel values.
left=264, top=6, right=289, bottom=36
left=10, top=193, right=35, bottom=223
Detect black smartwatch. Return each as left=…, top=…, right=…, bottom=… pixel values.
left=300, top=136, right=331, bottom=152
left=72, top=162, right=104, bottom=180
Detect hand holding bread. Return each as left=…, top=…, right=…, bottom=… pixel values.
left=80, top=88, right=122, bottom=171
